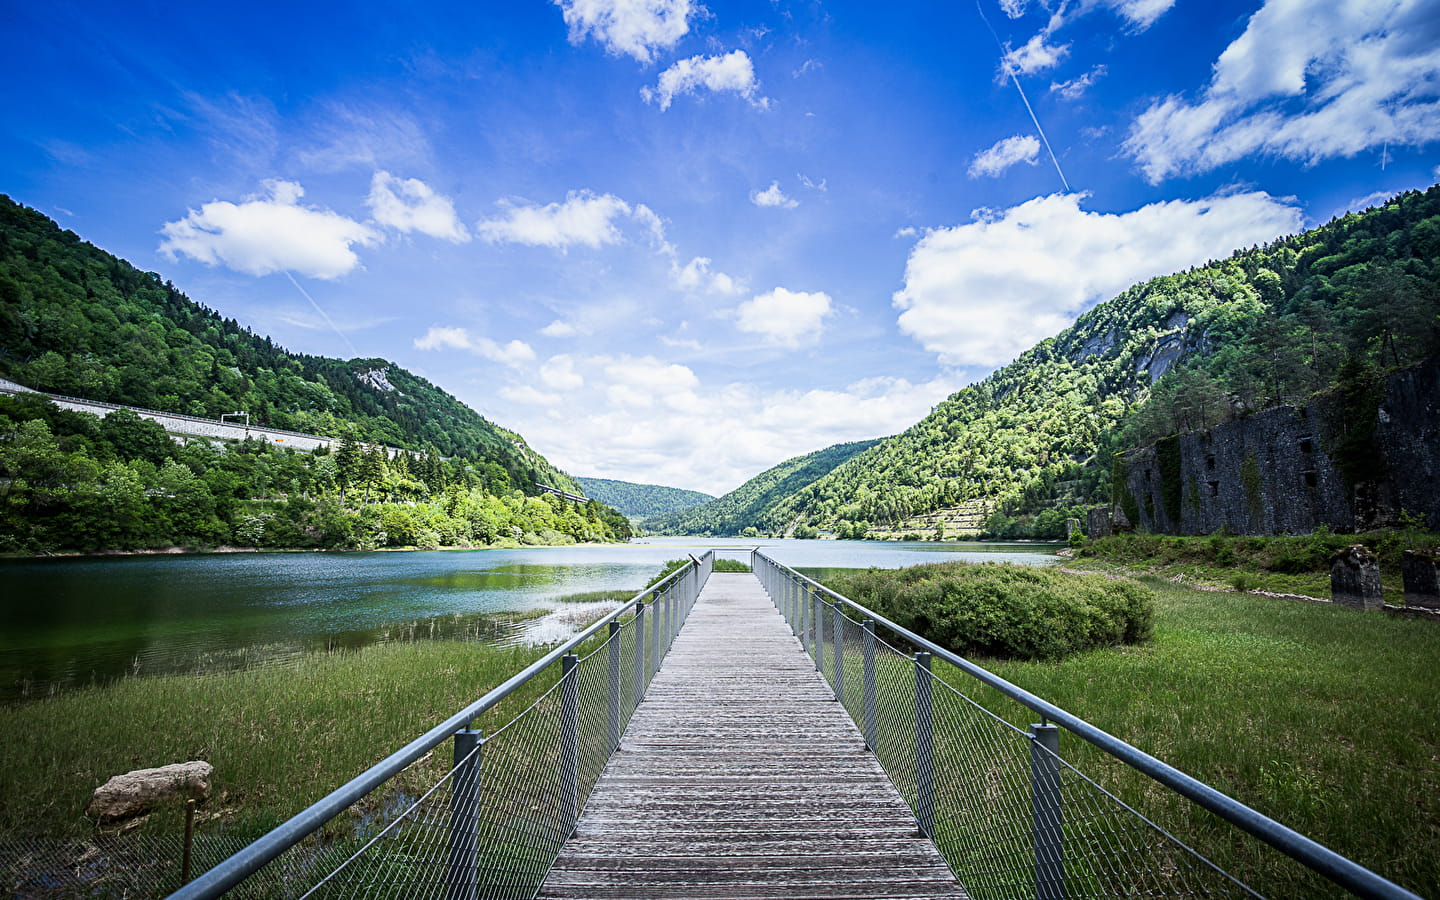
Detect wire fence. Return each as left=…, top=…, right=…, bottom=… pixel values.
left=155, top=552, right=711, bottom=900
left=752, top=550, right=1419, bottom=900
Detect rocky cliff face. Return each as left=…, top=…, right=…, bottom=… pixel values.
left=1118, top=359, right=1440, bottom=535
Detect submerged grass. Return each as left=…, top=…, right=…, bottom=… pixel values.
left=942, top=578, right=1440, bottom=897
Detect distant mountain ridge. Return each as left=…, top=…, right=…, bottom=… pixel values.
left=648, top=438, right=881, bottom=535
left=574, top=477, right=715, bottom=521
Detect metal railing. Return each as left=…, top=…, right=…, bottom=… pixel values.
left=751, top=550, right=1420, bottom=900
left=168, top=552, right=714, bottom=900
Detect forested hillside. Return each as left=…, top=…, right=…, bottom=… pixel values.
left=0, top=196, right=633, bottom=553
left=672, top=185, right=1440, bottom=538
left=649, top=438, right=880, bottom=535
left=574, top=477, right=714, bottom=522
left=0, top=195, right=579, bottom=496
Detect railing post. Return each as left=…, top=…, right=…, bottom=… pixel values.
left=831, top=601, right=844, bottom=703
left=813, top=590, right=825, bottom=674
left=445, top=728, right=483, bottom=900
left=635, top=603, right=647, bottom=700
left=661, top=584, right=671, bottom=653
left=608, top=621, right=621, bottom=752
left=652, top=592, right=662, bottom=675
left=915, top=651, right=936, bottom=839
left=800, top=582, right=809, bottom=652
left=1031, top=722, right=1065, bottom=900
left=560, top=654, right=580, bottom=831
left=863, top=619, right=877, bottom=751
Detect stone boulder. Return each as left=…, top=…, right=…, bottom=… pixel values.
left=87, top=761, right=213, bottom=822
left=1330, top=545, right=1383, bottom=611
left=1402, top=549, right=1440, bottom=609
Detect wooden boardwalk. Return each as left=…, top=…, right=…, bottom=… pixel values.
left=539, top=573, right=969, bottom=900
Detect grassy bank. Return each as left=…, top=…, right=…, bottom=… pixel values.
left=1, top=639, right=560, bottom=839
left=941, top=578, right=1440, bottom=897
left=1074, top=530, right=1440, bottom=601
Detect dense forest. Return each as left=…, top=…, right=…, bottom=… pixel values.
left=0, top=195, right=580, bottom=497
left=574, top=477, right=714, bottom=523
left=662, top=186, right=1440, bottom=538
left=0, top=196, right=632, bottom=553
left=649, top=438, right=879, bottom=536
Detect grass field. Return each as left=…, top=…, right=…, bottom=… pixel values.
left=940, top=577, right=1440, bottom=898
left=0, top=639, right=562, bottom=839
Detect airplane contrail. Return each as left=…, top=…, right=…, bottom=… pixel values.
left=975, top=0, right=1072, bottom=193
left=284, top=270, right=361, bottom=359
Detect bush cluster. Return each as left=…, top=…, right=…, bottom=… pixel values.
left=826, top=562, right=1154, bottom=661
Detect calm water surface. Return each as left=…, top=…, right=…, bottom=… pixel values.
left=0, top=537, right=1058, bottom=702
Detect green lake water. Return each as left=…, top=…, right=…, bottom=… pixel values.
left=0, top=537, right=1059, bottom=702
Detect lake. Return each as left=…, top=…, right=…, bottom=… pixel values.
left=0, top=537, right=1059, bottom=703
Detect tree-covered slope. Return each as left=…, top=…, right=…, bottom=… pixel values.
left=574, top=477, right=715, bottom=521
left=649, top=438, right=881, bottom=535
left=0, top=195, right=580, bottom=497
left=714, top=185, right=1440, bottom=537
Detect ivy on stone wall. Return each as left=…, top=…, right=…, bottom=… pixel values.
left=1157, top=435, right=1183, bottom=525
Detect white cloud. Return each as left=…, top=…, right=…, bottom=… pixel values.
left=642, top=50, right=769, bottom=111
left=541, top=320, right=580, bottom=338
left=1000, top=34, right=1069, bottom=78
left=413, top=327, right=536, bottom=367
left=477, top=190, right=649, bottom=250
left=999, top=0, right=1176, bottom=30
left=1124, top=0, right=1440, bottom=183
left=414, top=326, right=475, bottom=351
left=751, top=181, right=799, bottom=208
left=968, top=135, right=1041, bottom=178
left=158, top=180, right=378, bottom=280
left=480, top=338, right=538, bottom=367
left=367, top=171, right=469, bottom=242
left=735, top=288, right=834, bottom=348
left=798, top=173, right=827, bottom=192
left=1050, top=65, right=1106, bottom=100
left=553, top=0, right=693, bottom=63
left=793, top=59, right=822, bottom=78
left=539, top=354, right=585, bottom=390
left=501, top=385, right=563, bottom=407
left=492, top=359, right=964, bottom=495
left=673, top=256, right=745, bottom=295
left=892, top=191, right=1304, bottom=368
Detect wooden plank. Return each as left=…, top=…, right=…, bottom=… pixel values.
left=538, top=573, right=969, bottom=900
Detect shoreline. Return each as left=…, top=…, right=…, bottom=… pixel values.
left=1, top=538, right=626, bottom=561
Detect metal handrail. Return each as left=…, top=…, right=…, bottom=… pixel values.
left=752, top=550, right=1420, bottom=900
left=169, top=552, right=713, bottom=900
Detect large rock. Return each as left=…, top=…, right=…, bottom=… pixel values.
left=1402, top=549, right=1440, bottom=609
left=87, top=761, right=213, bottom=822
left=1330, top=545, right=1383, bottom=611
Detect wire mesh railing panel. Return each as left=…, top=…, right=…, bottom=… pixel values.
left=1044, top=750, right=1257, bottom=899
left=469, top=686, right=572, bottom=899
left=750, top=551, right=1418, bottom=900
left=166, top=554, right=712, bottom=900
left=865, top=637, right=927, bottom=814
left=924, top=682, right=1039, bottom=900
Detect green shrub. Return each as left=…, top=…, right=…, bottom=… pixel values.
left=712, top=558, right=752, bottom=573
left=826, top=562, right=1154, bottom=661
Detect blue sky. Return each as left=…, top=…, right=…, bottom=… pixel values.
left=4, top=0, right=1438, bottom=495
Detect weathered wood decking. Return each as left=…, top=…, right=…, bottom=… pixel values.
left=539, top=572, right=969, bottom=900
